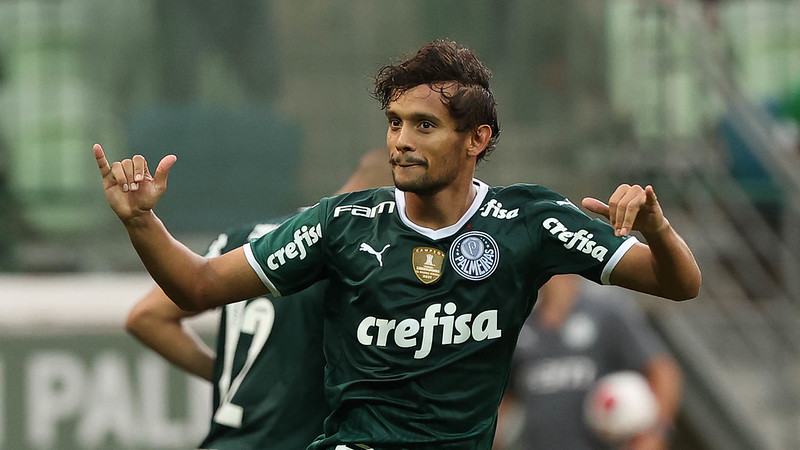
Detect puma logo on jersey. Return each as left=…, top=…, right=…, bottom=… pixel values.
left=357, top=302, right=502, bottom=359
left=480, top=199, right=519, bottom=219
left=360, top=243, right=390, bottom=267
left=542, top=217, right=608, bottom=262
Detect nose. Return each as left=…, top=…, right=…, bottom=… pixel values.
left=391, top=124, right=414, bottom=153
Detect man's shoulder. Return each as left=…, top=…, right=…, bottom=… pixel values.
left=323, top=186, right=397, bottom=218
left=485, top=183, right=587, bottom=219
left=489, top=183, right=566, bottom=203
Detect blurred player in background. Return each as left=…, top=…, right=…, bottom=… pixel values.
left=495, top=274, right=683, bottom=450
left=96, top=39, right=700, bottom=449
left=125, top=149, right=392, bottom=449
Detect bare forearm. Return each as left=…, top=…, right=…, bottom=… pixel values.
left=125, top=211, right=211, bottom=310
left=640, top=219, right=702, bottom=300
left=125, top=211, right=267, bottom=310
left=97, top=146, right=268, bottom=310
left=586, top=184, right=701, bottom=300
left=127, top=286, right=216, bottom=381
left=128, top=316, right=215, bottom=381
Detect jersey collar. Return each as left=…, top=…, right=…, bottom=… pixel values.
left=393, top=179, right=489, bottom=240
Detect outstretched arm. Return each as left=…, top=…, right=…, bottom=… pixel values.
left=94, top=144, right=267, bottom=310
left=126, top=285, right=215, bottom=381
left=583, top=184, right=701, bottom=300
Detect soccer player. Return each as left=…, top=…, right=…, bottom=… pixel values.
left=124, top=149, right=392, bottom=449
left=95, top=39, right=701, bottom=449
left=497, top=274, right=683, bottom=450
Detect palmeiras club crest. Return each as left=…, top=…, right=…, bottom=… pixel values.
left=449, top=231, right=499, bottom=281
left=412, top=247, right=446, bottom=284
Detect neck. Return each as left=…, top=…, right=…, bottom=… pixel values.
left=403, top=178, right=477, bottom=230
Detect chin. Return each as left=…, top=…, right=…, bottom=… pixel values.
left=392, top=178, right=414, bottom=192
left=394, top=178, right=444, bottom=195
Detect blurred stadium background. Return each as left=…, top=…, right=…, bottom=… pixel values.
left=0, top=0, right=799, bottom=448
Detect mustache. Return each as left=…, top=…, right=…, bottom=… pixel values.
left=390, top=157, right=427, bottom=167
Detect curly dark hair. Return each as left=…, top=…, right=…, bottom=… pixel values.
left=371, top=39, right=500, bottom=162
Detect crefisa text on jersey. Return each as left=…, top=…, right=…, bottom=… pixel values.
left=542, top=217, right=609, bottom=262
left=480, top=199, right=519, bottom=219
left=266, top=223, right=322, bottom=270
left=357, top=302, right=502, bottom=359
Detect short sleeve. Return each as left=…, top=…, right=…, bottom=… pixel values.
left=526, top=198, right=637, bottom=284
left=243, top=202, right=328, bottom=297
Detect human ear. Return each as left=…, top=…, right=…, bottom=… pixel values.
left=466, top=124, right=492, bottom=157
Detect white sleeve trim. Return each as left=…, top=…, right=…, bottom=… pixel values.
left=243, top=242, right=282, bottom=297
left=600, top=236, right=639, bottom=285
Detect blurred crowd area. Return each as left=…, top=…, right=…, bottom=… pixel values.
left=0, top=0, right=797, bottom=273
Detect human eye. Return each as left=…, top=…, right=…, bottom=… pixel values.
left=388, top=118, right=402, bottom=129
left=419, top=121, right=435, bottom=130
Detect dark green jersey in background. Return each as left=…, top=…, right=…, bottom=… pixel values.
left=245, top=180, right=635, bottom=449
left=199, top=220, right=328, bottom=450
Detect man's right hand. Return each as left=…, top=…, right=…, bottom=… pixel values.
left=93, top=143, right=177, bottom=224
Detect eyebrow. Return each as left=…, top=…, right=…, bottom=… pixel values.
left=384, top=109, right=443, bottom=124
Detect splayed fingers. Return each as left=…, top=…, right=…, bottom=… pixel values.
left=93, top=143, right=178, bottom=221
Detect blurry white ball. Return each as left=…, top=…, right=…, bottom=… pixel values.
left=583, top=371, right=658, bottom=442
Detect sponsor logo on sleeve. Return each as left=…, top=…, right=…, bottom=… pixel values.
left=266, top=223, right=322, bottom=270
left=542, top=217, right=608, bottom=262
left=449, top=231, right=500, bottom=281
left=480, top=199, right=519, bottom=219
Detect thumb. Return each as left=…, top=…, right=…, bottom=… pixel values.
left=581, top=197, right=609, bottom=217
left=645, top=185, right=658, bottom=206
left=153, top=155, right=177, bottom=192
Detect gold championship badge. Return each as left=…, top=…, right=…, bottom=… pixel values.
left=412, top=247, right=446, bottom=284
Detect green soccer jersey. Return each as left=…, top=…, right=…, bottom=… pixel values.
left=244, top=180, right=636, bottom=449
left=199, top=220, right=328, bottom=450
